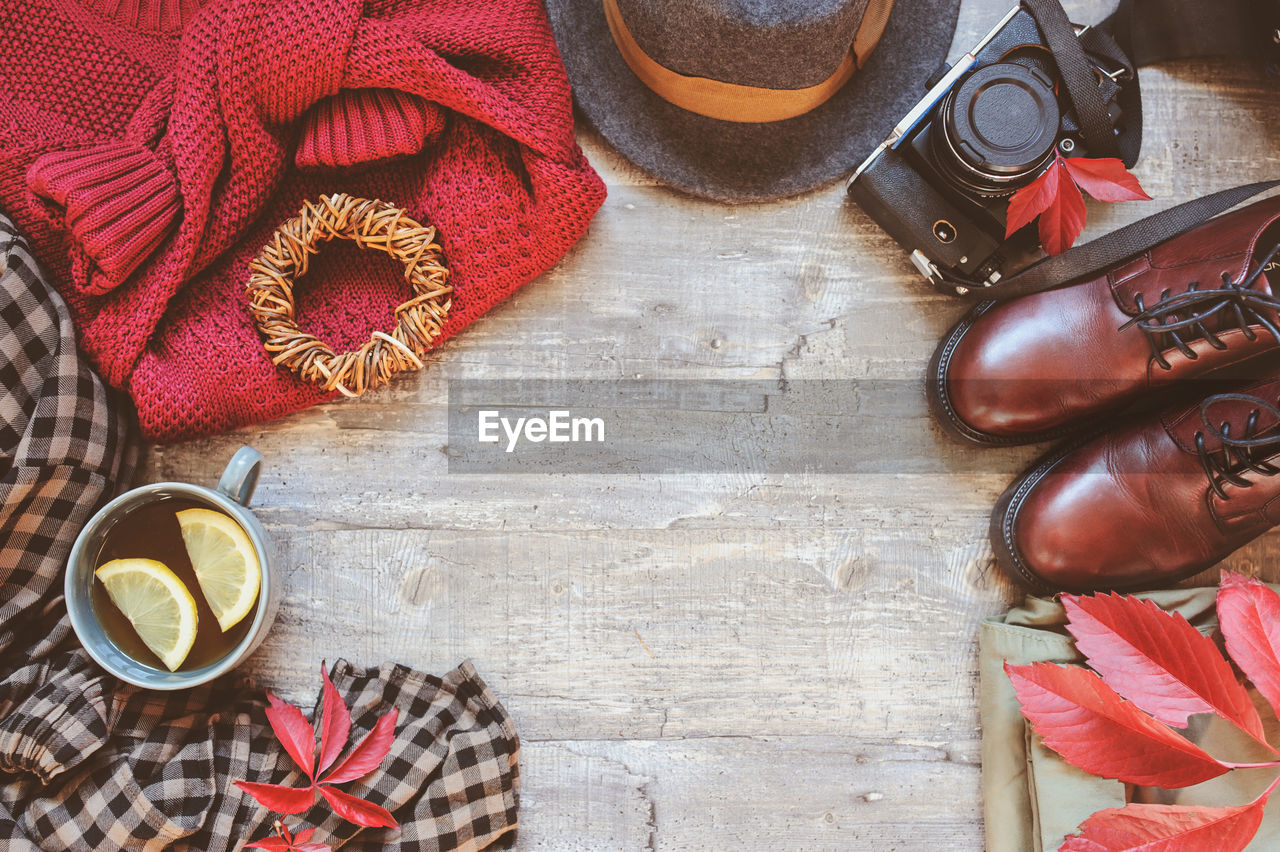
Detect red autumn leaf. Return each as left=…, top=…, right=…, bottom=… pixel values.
left=1005, top=662, right=1230, bottom=787
left=245, top=824, right=333, bottom=852
left=317, top=666, right=351, bottom=776
left=322, top=707, right=399, bottom=785
left=1061, top=157, right=1152, bottom=203
left=1063, top=594, right=1266, bottom=741
left=266, top=693, right=317, bottom=780
left=291, top=827, right=332, bottom=852
left=239, top=677, right=399, bottom=837
left=243, top=839, right=291, bottom=852
left=1035, top=164, right=1087, bottom=256
left=1006, top=154, right=1148, bottom=256
left=281, top=825, right=332, bottom=852
left=1006, top=155, right=1069, bottom=237
left=233, top=780, right=316, bottom=815
left=1218, top=571, right=1280, bottom=718
left=1058, top=801, right=1265, bottom=851
left=318, top=785, right=398, bottom=828
left=1005, top=156, right=1088, bottom=256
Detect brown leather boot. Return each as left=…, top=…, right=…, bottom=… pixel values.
left=930, top=195, right=1280, bottom=446
left=992, top=376, right=1280, bottom=593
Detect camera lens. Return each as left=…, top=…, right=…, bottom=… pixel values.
left=931, top=62, right=1061, bottom=197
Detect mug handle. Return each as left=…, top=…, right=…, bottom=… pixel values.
left=217, top=446, right=263, bottom=506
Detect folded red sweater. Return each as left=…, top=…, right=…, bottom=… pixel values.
left=0, top=0, right=606, bottom=441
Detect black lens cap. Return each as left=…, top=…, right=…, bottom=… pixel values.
left=944, top=63, right=1061, bottom=177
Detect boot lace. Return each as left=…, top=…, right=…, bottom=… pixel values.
left=1122, top=244, right=1280, bottom=370
left=1195, top=392, right=1280, bottom=500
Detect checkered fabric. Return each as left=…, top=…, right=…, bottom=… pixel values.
left=0, top=215, right=520, bottom=849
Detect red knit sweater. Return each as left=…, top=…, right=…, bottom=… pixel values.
left=0, top=0, right=605, bottom=441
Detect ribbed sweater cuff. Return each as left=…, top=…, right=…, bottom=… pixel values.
left=71, top=0, right=210, bottom=32
left=27, top=141, right=181, bottom=293
left=296, top=88, right=447, bottom=170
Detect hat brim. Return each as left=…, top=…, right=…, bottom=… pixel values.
left=547, top=0, right=961, bottom=202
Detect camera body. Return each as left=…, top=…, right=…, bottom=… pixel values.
left=848, top=5, right=1133, bottom=291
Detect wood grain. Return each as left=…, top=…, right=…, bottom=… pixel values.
left=137, top=0, right=1280, bottom=846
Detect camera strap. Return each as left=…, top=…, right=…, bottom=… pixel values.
left=945, top=0, right=1278, bottom=302
left=1022, top=0, right=1125, bottom=161
left=950, top=179, right=1280, bottom=302
left=1104, top=0, right=1277, bottom=66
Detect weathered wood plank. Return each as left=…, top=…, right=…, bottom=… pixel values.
left=239, top=526, right=1003, bottom=741
left=518, top=739, right=981, bottom=850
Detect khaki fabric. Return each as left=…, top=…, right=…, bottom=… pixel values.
left=981, top=588, right=1280, bottom=851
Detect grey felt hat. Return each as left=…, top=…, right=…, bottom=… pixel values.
left=547, top=0, right=962, bottom=202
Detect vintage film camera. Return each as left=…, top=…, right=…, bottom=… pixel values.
left=847, top=5, right=1136, bottom=291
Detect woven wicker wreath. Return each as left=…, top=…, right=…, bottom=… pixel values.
left=246, top=193, right=452, bottom=397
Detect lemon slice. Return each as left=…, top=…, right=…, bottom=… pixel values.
left=95, top=558, right=199, bottom=671
left=176, top=508, right=261, bottom=632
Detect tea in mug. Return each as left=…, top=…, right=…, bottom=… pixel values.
left=90, top=498, right=257, bottom=671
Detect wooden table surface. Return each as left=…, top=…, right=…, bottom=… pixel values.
left=139, top=1, right=1280, bottom=848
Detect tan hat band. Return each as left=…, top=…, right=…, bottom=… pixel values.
left=602, top=0, right=861, bottom=124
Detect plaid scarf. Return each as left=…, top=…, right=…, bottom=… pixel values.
left=0, top=214, right=519, bottom=849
